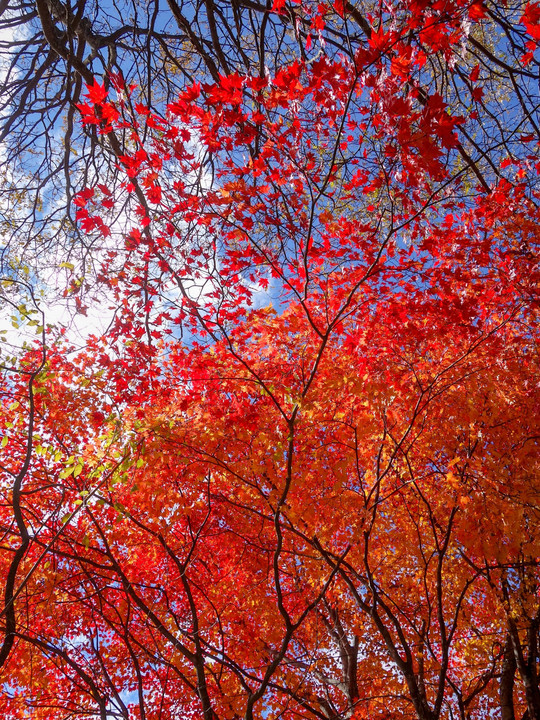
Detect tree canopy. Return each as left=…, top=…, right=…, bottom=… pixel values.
left=0, top=1, right=539, bottom=719
left=1, top=0, right=539, bottom=265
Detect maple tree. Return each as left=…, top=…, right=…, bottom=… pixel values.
left=1, top=0, right=540, bottom=719
left=1, top=0, right=539, bottom=275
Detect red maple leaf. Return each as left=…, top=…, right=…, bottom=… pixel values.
left=85, top=80, right=108, bottom=105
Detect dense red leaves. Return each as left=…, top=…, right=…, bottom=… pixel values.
left=1, top=1, right=540, bottom=719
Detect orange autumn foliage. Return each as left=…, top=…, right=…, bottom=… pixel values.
left=0, top=1, right=539, bottom=718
